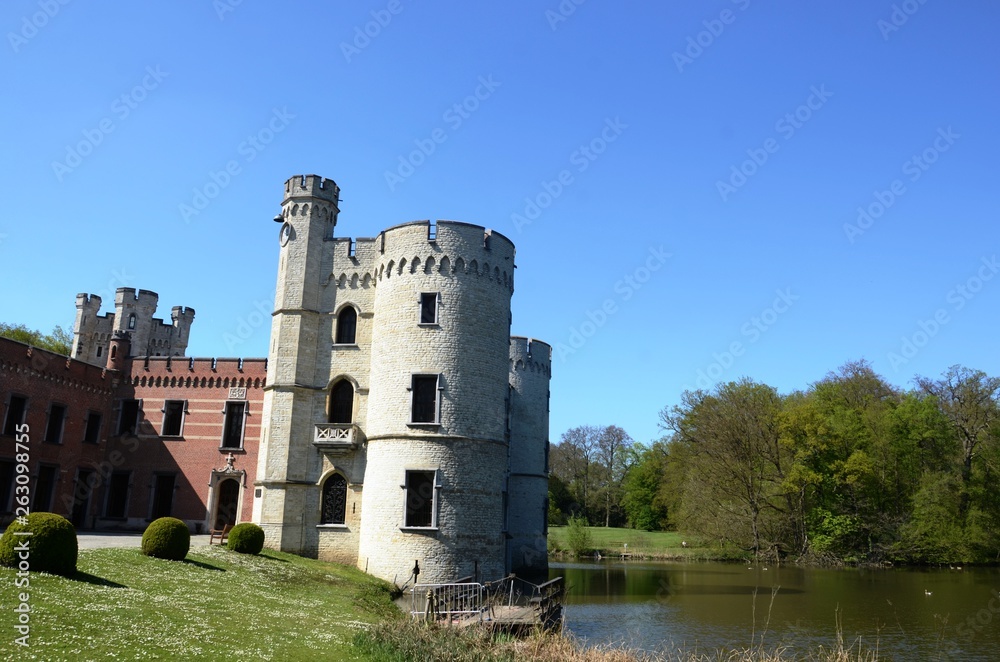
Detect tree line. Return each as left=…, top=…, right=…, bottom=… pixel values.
left=549, top=361, right=1000, bottom=564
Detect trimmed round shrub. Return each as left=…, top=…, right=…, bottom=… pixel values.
left=0, top=512, right=78, bottom=576
left=227, top=522, right=265, bottom=555
left=141, top=517, right=190, bottom=561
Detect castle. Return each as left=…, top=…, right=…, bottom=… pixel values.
left=0, top=174, right=551, bottom=585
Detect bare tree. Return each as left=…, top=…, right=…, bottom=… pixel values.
left=596, top=425, right=634, bottom=526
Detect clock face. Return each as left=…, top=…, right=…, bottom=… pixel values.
left=279, top=222, right=292, bottom=246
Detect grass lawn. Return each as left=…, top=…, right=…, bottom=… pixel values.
left=3, top=545, right=400, bottom=661
left=547, top=526, right=722, bottom=559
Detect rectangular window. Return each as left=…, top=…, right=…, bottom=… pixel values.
left=3, top=395, right=27, bottom=436
left=404, top=470, right=436, bottom=528
left=0, top=461, right=13, bottom=513
left=411, top=374, right=439, bottom=424
left=33, top=465, right=57, bottom=512
left=161, top=400, right=185, bottom=437
left=83, top=411, right=103, bottom=444
left=419, top=292, right=438, bottom=324
left=150, top=474, right=176, bottom=519
left=96, top=346, right=103, bottom=358
left=44, top=404, right=67, bottom=444
left=105, top=472, right=131, bottom=518
left=221, top=402, right=246, bottom=449
left=117, top=399, right=140, bottom=435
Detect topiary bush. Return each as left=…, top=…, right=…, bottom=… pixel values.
left=227, top=522, right=265, bottom=555
left=141, top=517, right=190, bottom=561
left=0, top=512, right=78, bottom=576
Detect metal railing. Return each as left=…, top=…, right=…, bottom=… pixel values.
left=410, top=582, right=485, bottom=622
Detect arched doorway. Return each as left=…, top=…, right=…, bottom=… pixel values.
left=214, top=478, right=240, bottom=530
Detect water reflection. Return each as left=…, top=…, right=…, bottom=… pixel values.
left=550, top=560, right=1000, bottom=661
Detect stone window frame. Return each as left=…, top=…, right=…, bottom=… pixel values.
left=43, top=401, right=68, bottom=445
left=2, top=393, right=29, bottom=437
left=103, top=470, right=132, bottom=519
left=400, top=468, right=441, bottom=531
left=116, top=398, right=142, bottom=436
left=334, top=304, right=359, bottom=346
left=83, top=410, right=103, bottom=444
left=408, top=373, right=442, bottom=426
left=317, top=472, right=349, bottom=528
left=418, top=292, right=440, bottom=326
left=160, top=400, right=187, bottom=438
left=220, top=400, right=248, bottom=451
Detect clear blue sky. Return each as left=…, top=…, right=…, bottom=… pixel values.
left=2, top=1, right=997, bottom=447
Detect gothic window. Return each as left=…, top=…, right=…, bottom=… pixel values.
left=128, top=314, right=136, bottom=330
left=419, top=293, right=438, bottom=324
left=321, top=474, right=348, bottom=525
left=161, top=400, right=185, bottom=437
left=410, top=374, right=439, bottom=424
left=329, top=381, right=354, bottom=424
left=221, top=402, right=246, bottom=449
left=335, top=307, right=357, bottom=344
left=403, top=470, right=437, bottom=528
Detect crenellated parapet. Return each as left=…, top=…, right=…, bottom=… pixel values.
left=509, top=337, right=552, bottom=378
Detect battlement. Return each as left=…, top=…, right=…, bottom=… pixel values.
left=510, top=337, right=552, bottom=377
left=283, top=174, right=340, bottom=204
left=75, top=293, right=102, bottom=309
left=132, top=356, right=269, bottom=379
left=171, top=306, right=196, bottom=321
left=115, top=287, right=159, bottom=307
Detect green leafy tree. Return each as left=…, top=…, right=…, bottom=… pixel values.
left=0, top=322, right=73, bottom=355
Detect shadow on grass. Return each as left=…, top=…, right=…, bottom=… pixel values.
left=259, top=552, right=290, bottom=563
left=183, top=558, right=226, bottom=572
left=70, top=571, right=128, bottom=588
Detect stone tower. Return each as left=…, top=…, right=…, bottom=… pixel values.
left=254, top=174, right=550, bottom=586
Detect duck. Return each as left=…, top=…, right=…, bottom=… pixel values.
left=924, top=589, right=933, bottom=596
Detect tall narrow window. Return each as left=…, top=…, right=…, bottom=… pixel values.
left=96, top=346, right=103, bottom=358
left=128, top=314, right=136, bottom=330
left=44, top=404, right=67, bottom=444
left=335, top=307, right=357, bottom=344
left=33, top=465, right=57, bottom=512
left=0, top=461, right=14, bottom=514
left=329, top=381, right=354, bottom=424
left=150, top=474, right=175, bottom=519
left=83, top=411, right=103, bottom=444
left=3, top=395, right=27, bottom=436
left=321, top=474, right=348, bottom=525
left=105, top=472, right=131, bottom=518
left=404, top=470, right=436, bottom=528
left=411, top=374, right=439, bottom=424
left=161, top=400, right=185, bottom=437
left=117, top=399, right=140, bottom=435
left=221, top=402, right=246, bottom=449
left=419, top=293, right=438, bottom=324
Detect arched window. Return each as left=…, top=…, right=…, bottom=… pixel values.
left=329, top=380, right=354, bottom=424
left=321, top=474, right=347, bottom=525
left=128, top=314, right=136, bottom=330
left=335, top=307, right=357, bottom=344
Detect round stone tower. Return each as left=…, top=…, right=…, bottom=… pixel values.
left=357, top=221, right=516, bottom=584
left=507, top=337, right=552, bottom=577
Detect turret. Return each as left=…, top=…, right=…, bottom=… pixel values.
left=170, top=306, right=196, bottom=354
left=72, top=293, right=103, bottom=361
left=106, top=330, right=132, bottom=371
left=114, top=288, right=159, bottom=356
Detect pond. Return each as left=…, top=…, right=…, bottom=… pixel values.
left=549, top=560, right=1000, bottom=660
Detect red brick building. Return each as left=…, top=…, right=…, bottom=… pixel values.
left=0, top=321, right=266, bottom=533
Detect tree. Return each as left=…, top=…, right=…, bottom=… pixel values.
left=595, top=425, right=634, bottom=527
left=550, top=426, right=602, bottom=522
left=621, top=440, right=671, bottom=530
left=0, top=323, right=72, bottom=355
